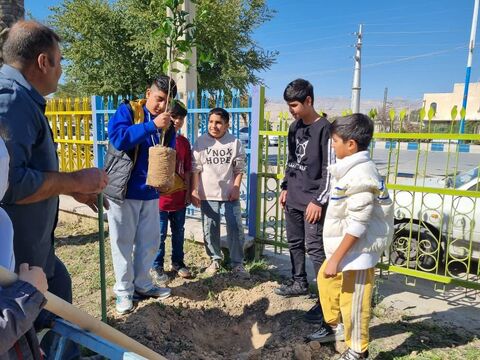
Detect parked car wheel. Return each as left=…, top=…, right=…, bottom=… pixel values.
left=389, top=223, right=439, bottom=272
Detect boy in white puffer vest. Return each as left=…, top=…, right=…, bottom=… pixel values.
left=306, top=113, right=394, bottom=360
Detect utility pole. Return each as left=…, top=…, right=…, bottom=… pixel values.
left=351, top=24, right=363, bottom=113
left=460, top=0, right=479, bottom=134
left=382, top=87, right=388, bottom=131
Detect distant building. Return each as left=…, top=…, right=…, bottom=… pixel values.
left=423, top=82, right=480, bottom=120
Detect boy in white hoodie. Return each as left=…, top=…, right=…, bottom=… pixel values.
left=306, top=114, right=394, bottom=360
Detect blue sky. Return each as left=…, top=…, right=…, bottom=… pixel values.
left=25, top=0, right=479, bottom=101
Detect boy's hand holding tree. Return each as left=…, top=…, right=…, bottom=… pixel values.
left=153, top=112, right=172, bottom=129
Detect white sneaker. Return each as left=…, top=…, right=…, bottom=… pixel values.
left=115, top=295, right=133, bottom=315
left=306, top=323, right=345, bottom=343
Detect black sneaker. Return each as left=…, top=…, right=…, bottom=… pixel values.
left=274, top=281, right=308, bottom=297
left=339, top=347, right=369, bottom=360
left=303, top=302, right=324, bottom=324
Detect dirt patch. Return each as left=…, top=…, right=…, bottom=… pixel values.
left=109, top=275, right=339, bottom=360
left=55, top=211, right=480, bottom=359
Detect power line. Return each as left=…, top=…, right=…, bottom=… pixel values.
left=295, top=45, right=467, bottom=78
left=366, top=30, right=461, bottom=35
left=265, top=34, right=350, bottom=49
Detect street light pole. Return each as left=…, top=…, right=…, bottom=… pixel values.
left=460, top=0, right=479, bottom=134
left=351, top=24, right=363, bottom=113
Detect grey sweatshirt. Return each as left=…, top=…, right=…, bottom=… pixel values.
left=192, top=132, right=245, bottom=201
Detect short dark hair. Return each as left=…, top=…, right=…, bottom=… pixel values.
left=208, top=107, right=229, bottom=123
left=150, top=75, right=177, bottom=99
left=331, top=113, right=374, bottom=151
left=283, top=78, right=314, bottom=103
left=170, top=100, right=187, bottom=118
left=3, top=20, right=61, bottom=67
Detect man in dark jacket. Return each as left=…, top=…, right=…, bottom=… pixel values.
left=0, top=20, right=108, bottom=329
left=1, top=134, right=47, bottom=360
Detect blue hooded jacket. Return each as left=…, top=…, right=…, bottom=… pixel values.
left=108, top=103, right=176, bottom=200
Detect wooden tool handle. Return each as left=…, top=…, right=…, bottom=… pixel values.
left=0, top=266, right=166, bottom=360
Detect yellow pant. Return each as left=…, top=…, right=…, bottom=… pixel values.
left=317, top=261, right=374, bottom=353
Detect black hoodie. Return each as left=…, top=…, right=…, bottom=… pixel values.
left=281, top=116, right=333, bottom=211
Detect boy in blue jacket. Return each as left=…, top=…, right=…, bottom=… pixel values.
left=104, top=76, right=177, bottom=314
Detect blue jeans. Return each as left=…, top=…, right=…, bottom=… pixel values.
left=200, top=200, right=245, bottom=267
left=153, top=208, right=187, bottom=270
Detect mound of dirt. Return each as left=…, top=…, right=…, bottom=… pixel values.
left=109, top=272, right=336, bottom=360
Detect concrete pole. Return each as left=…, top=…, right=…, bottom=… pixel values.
left=168, top=0, right=197, bottom=135
left=460, top=0, right=479, bottom=134
left=351, top=24, right=363, bottom=113
left=170, top=0, right=197, bottom=106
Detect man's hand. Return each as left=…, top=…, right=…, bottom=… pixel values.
left=18, top=263, right=48, bottom=294
left=191, top=189, right=201, bottom=208
left=72, top=168, right=108, bottom=194
left=72, top=193, right=110, bottom=212
left=305, top=201, right=322, bottom=224
left=323, top=260, right=339, bottom=278
left=279, top=190, right=287, bottom=208
left=153, top=112, right=172, bottom=129
left=228, top=185, right=240, bottom=201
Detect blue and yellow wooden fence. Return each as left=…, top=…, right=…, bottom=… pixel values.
left=45, top=97, right=94, bottom=172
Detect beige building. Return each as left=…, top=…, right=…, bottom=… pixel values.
left=423, top=82, right=480, bottom=120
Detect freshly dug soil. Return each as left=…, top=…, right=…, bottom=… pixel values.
left=109, top=272, right=337, bottom=360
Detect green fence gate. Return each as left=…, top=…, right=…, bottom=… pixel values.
left=251, top=97, right=480, bottom=292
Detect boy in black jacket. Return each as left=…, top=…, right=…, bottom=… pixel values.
left=275, top=79, right=334, bottom=324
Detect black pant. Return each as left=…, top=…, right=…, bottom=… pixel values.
left=285, top=205, right=326, bottom=287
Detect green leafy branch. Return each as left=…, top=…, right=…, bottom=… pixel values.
left=153, top=0, right=196, bottom=79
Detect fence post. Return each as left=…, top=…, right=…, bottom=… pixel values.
left=248, top=86, right=264, bottom=239
left=92, top=95, right=108, bottom=322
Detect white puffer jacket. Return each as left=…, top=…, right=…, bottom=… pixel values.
left=324, top=151, right=394, bottom=271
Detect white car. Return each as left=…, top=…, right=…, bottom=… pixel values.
left=238, top=127, right=249, bottom=146
left=268, top=135, right=279, bottom=146
left=390, top=167, right=479, bottom=271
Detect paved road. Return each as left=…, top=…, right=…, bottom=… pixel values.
left=264, top=146, right=479, bottom=179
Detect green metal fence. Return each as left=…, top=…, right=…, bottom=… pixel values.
left=254, top=110, right=480, bottom=291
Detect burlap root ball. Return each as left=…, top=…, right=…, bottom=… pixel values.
left=146, top=145, right=176, bottom=192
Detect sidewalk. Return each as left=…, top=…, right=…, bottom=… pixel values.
left=59, top=195, right=480, bottom=334
left=59, top=195, right=255, bottom=252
